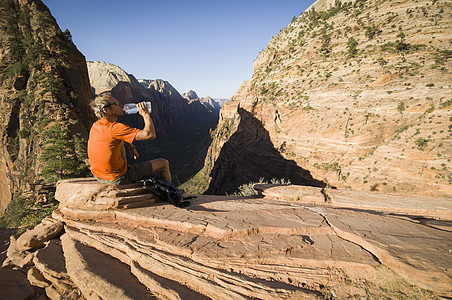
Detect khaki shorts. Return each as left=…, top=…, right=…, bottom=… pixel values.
left=95, top=160, right=154, bottom=185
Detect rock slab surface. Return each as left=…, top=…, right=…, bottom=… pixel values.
left=3, top=178, right=452, bottom=299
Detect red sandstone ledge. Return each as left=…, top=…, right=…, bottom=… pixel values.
left=2, top=177, right=451, bottom=299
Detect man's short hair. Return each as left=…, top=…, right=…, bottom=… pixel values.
left=91, top=92, right=113, bottom=119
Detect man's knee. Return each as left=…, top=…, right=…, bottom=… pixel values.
left=159, top=158, right=169, bottom=169
left=152, top=158, right=169, bottom=171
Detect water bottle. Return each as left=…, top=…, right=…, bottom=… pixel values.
left=123, top=101, right=152, bottom=114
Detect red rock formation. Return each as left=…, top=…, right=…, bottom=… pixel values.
left=1, top=178, right=451, bottom=298
left=0, top=0, right=95, bottom=215
left=189, top=0, right=452, bottom=196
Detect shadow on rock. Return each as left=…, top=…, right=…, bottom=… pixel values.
left=207, top=107, right=326, bottom=195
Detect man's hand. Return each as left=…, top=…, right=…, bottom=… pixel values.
left=137, top=102, right=150, bottom=117
left=130, top=147, right=139, bottom=160
left=134, top=102, right=156, bottom=141
left=125, top=143, right=140, bottom=159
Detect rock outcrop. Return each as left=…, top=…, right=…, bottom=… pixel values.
left=182, top=89, right=198, bottom=100
left=87, top=61, right=136, bottom=96
left=0, top=0, right=95, bottom=215
left=1, top=178, right=451, bottom=299
left=182, top=91, right=222, bottom=114
left=189, top=0, right=452, bottom=196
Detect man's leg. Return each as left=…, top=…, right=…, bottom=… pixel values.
left=151, top=158, right=171, bottom=183
left=122, top=158, right=171, bottom=184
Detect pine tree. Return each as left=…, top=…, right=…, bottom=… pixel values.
left=3, top=0, right=26, bottom=75
left=39, top=123, right=88, bottom=183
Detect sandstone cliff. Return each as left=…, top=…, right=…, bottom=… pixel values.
left=87, top=61, right=219, bottom=185
left=0, top=0, right=95, bottom=216
left=1, top=179, right=451, bottom=298
left=189, top=0, right=452, bottom=196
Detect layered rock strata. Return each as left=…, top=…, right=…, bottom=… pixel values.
left=2, top=178, right=451, bottom=299
left=191, top=0, right=452, bottom=196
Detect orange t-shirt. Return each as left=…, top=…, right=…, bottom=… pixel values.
left=88, top=118, right=140, bottom=180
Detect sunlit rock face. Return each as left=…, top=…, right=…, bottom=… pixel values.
left=2, top=178, right=451, bottom=298
left=193, top=0, right=452, bottom=196
left=87, top=61, right=133, bottom=96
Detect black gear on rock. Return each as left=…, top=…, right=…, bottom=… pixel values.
left=144, top=176, right=191, bottom=208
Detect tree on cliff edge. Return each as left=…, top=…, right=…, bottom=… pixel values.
left=39, top=123, right=88, bottom=183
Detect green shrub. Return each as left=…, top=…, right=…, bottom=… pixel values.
left=232, top=182, right=260, bottom=197
left=377, top=57, right=388, bottom=66
left=424, top=106, right=435, bottom=114
left=0, top=194, right=57, bottom=230
left=231, top=178, right=291, bottom=197
left=365, top=25, right=382, bottom=39
left=434, top=49, right=452, bottom=64
left=347, top=37, right=358, bottom=58
left=395, top=125, right=410, bottom=134
left=439, top=99, right=452, bottom=108
left=415, top=138, right=429, bottom=150
left=397, top=101, right=405, bottom=113
left=395, top=41, right=411, bottom=51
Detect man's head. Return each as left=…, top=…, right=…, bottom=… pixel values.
left=91, top=93, right=123, bottom=119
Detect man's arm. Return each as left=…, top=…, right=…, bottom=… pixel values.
left=134, top=102, right=156, bottom=141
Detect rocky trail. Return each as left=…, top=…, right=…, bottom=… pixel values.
left=1, top=178, right=451, bottom=299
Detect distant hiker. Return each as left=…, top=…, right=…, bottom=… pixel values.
left=87, top=93, right=171, bottom=184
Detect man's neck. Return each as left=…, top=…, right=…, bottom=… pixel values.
left=104, top=115, right=117, bottom=122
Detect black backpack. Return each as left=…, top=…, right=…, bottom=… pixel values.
left=144, top=176, right=191, bottom=208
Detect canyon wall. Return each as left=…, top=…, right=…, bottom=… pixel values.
left=0, top=0, right=95, bottom=215
left=190, top=0, right=452, bottom=196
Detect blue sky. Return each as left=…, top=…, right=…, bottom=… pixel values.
left=42, top=0, right=316, bottom=98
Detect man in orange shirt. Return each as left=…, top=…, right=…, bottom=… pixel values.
left=87, top=93, right=171, bottom=185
